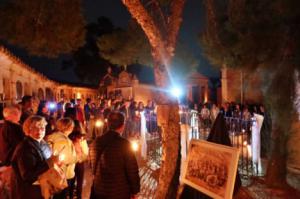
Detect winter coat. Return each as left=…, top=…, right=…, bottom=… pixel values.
left=0, top=120, right=24, bottom=165
left=46, top=131, right=77, bottom=179
left=89, top=130, right=140, bottom=199
left=11, top=137, right=53, bottom=199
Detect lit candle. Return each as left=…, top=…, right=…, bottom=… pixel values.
left=131, top=140, right=139, bottom=152
left=247, top=145, right=252, bottom=158
left=59, top=154, right=65, bottom=162
left=95, top=120, right=103, bottom=128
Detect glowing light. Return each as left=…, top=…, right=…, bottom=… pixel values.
left=243, top=141, right=247, bottom=146
left=76, top=92, right=81, bottom=99
left=131, top=140, right=139, bottom=152
left=170, top=87, right=183, bottom=98
left=247, top=145, right=252, bottom=158
left=95, top=120, right=104, bottom=128
left=48, top=102, right=56, bottom=110
left=59, top=154, right=65, bottom=162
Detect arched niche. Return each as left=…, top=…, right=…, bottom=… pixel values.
left=38, top=88, right=44, bottom=100
left=16, top=81, right=23, bottom=100
left=45, top=87, right=54, bottom=101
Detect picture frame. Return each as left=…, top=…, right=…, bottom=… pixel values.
left=182, top=140, right=240, bottom=199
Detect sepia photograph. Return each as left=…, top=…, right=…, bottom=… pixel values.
left=183, top=140, right=240, bottom=199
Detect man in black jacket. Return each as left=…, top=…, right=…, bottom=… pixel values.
left=0, top=105, right=24, bottom=166
left=89, top=111, right=140, bottom=199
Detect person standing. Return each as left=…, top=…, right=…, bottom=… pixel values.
left=84, top=98, right=92, bottom=139
left=75, top=99, right=85, bottom=126
left=0, top=106, right=24, bottom=199
left=19, top=95, right=34, bottom=124
left=0, top=106, right=24, bottom=166
left=46, top=118, right=77, bottom=199
left=89, top=112, right=140, bottom=199
left=11, top=116, right=60, bottom=199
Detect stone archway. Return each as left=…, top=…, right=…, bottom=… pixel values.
left=38, top=88, right=44, bottom=100
left=45, top=87, right=54, bottom=101
left=60, top=89, right=64, bottom=99
left=24, top=82, right=31, bottom=95
left=3, top=78, right=10, bottom=100
left=16, top=81, right=23, bottom=100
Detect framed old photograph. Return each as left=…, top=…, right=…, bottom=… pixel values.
left=182, top=140, right=240, bottom=199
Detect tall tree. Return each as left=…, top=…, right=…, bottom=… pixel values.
left=121, top=0, right=186, bottom=198
left=98, top=20, right=198, bottom=76
left=63, top=17, right=115, bottom=85
left=0, top=0, right=85, bottom=57
left=201, top=0, right=300, bottom=189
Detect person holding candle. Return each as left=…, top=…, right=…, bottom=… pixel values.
left=11, top=115, right=60, bottom=199
left=46, top=118, right=77, bottom=199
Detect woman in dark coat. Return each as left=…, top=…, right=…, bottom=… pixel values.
left=11, top=116, right=59, bottom=199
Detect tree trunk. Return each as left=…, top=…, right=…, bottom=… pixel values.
left=265, top=63, right=295, bottom=188
left=121, top=1, right=186, bottom=197
left=266, top=124, right=288, bottom=188
left=153, top=54, right=181, bottom=199
left=156, top=104, right=181, bottom=199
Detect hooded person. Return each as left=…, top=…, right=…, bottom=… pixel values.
left=206, top=113, right=241, bottom=195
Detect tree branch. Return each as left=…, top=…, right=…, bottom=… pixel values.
left=166, top=0, right=186, bottom=55
left=122, top=0, right=164, bottom=50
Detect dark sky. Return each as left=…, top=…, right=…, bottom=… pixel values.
left=5, top=0, right=219, bottom=85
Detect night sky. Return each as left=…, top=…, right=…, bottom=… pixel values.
left=4, top=0, right=219, bottom=86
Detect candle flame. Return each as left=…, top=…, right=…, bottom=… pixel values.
left=59, top=154, right=65, bottom=162
left=95, top=120, right=103, bottom=127
left=247, top=145, right=252, bottom=157
left=131, top=140, right=139, bottom=152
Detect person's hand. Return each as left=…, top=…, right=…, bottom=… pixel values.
left=50, top=154, right=60, bottom=165
left=131, top=195, right=138, bottom=199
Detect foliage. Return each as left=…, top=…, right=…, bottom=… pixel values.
left=0, top=0, right=86, bottom=57
left=98, top=20, right=152, bottom=67
left=62, top=17, right=114, bottom=85
left=200, top=0, right=300, bottom=187
left=98, top=20, right=198, bottom=77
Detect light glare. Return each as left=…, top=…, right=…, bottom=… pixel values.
left=171, top=87, right=183, bottom=98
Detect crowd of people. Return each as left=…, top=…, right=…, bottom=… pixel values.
left=0, top=95, right=146, bottom=199
left=181, top=101, right=267, bottom=129
left=0, top=93, right=271, bottom=199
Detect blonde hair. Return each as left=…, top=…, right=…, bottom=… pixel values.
left=56, top=118, right=74, bottom=133
left=23, top=115, right=47, bottom=135
left=3, top=105, right=20, bottom=119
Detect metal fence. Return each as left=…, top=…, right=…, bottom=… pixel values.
left=179, top=109, right=258, bottom=179
left=136, top=108, right=258, bottom=179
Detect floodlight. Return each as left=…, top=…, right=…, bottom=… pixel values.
left=170, top=87, right=183, bottom=98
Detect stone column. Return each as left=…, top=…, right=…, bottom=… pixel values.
left=221, top=66, right=228, bottom=104
left=204, top=85, right=209, bottom=103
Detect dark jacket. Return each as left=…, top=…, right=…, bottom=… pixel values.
left=0, top=120, right=24, bottom=165
left=89, top=131, right=140, bottom=199
left=11, top=137, right=53, bottom=199
left=20, top=109, right=33, bottom=124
